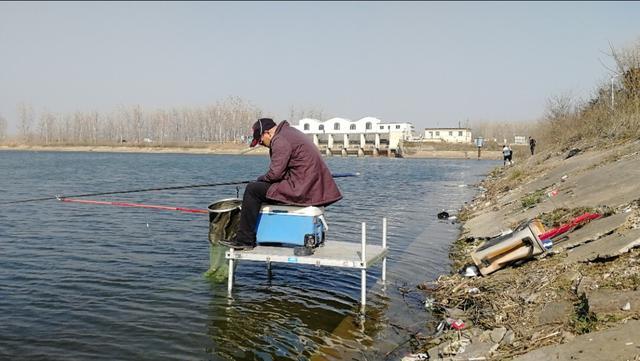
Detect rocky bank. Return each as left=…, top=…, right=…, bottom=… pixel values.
left=413, top=140, right=640, bottom=360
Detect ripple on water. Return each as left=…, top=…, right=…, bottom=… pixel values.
left=0, top=151, right=497, bottom=360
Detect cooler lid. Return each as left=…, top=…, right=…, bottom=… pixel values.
left=260, top=204, right=324, bottom=216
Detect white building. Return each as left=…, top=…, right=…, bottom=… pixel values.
left=293, top=117, right=414, bottom=151
left=513, top=136, right=527, bottom=145
left=423, top=128, right=472, bottom=143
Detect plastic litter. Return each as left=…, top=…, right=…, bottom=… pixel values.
left=447, top=318, right=465, bottom=330
left=424, top=297, right=436, bottom=310
left=622, top=302, right=631, bottom=311
left=401, top=353, right=430, bottom=361
left=462, top=265, right=480, bottom=277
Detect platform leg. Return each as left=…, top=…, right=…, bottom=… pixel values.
left=382, top=217, right=387, bottom=284
left=361, top=268, right=367, bottom=313
left=361, top=222, right=367, bottom=312
left=382, top=257, right=387, bottom=284
left=227, top=249, right=234, bottom=295
left=267, top=261, right=272, bottom=279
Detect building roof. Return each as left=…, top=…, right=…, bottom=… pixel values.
left=424, top=127, right=471, bottom=131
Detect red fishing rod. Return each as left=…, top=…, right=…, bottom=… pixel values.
left=58, top=197, right=209, bottom=214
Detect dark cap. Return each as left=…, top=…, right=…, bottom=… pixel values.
left=250, top=118, right=277, bottom=147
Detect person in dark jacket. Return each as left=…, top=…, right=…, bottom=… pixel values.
left=220, top=118, right=343, bottom=250
left=529, top=136, right=537, bottom=155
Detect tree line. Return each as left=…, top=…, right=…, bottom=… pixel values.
left=3, top=96, right=265, bottom=146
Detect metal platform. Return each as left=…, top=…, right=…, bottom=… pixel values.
left=226, top=219, right=388, bottom=311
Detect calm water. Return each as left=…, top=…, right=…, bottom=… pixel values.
left=0, top=150, right=497, bottom=360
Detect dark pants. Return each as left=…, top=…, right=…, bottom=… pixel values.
left=236, top=181, right=271, bottom=243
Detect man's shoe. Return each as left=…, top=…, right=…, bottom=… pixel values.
left=219, top=238, right=255, bottom=250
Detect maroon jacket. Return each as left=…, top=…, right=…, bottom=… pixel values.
left=259, top=121, right=343, bottom=206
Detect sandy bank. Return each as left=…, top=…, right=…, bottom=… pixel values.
left=1, top=144, right=505, bottom=160
left=403, top=150, right=502, bottom=160
left=0, top=144, right=270, bottom=156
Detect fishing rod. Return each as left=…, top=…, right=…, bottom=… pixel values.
left=0, top=172, right=360, bottom=206
left=0, top=180, right=252, bottom=206
left=58, top=198, right=209, bottom=214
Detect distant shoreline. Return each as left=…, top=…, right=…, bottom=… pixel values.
left=0, top=144, right=503, bottom=160
left=0, top=144, right=268, bottom=156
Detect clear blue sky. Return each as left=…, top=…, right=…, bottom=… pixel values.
left=1, top=1, right=639, bottom=133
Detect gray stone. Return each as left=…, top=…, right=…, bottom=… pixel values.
left=445, top=307, right=467, bottom=320
left=490, top=327, right=507, bottom=343
left=577, top=275, right=598, bottom=297
left=489, top=342, right=500, bottom=353
left=501, top=330, right=516, bottom=346
left=558, top=156, right=640, bottom=210
left=512, top=320, right=640, bottom=361
left=538, top=300, right=573, bottom=324
left=479, top=330, right=492, bottom=343
left=455, top=339, right=494, bottom=360
left=469, top=327, right=484, bottom=337
left=587, top=289, right=640, bottom=317
left=563, top=228, right=640, bottom=264
left=555, top=212, right=629, bottom=251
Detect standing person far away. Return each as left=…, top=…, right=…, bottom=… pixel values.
left=529, top=136, right=537, bottom=156
left=502, top=144, right=513, bottom=166
left=220, top=118, right=343, bottom=250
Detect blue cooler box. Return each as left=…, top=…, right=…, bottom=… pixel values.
left=255, top=205, right=326, bottom=247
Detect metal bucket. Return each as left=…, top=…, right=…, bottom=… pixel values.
left=204, top=198, right=242, bottom=282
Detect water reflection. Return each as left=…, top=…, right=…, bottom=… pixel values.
left=206, top=277, right=391, bottom=360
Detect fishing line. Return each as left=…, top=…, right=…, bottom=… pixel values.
left=0, top=180, right=252, bottom=205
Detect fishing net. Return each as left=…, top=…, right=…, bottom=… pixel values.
left=204, top=198, right=242, bottom=282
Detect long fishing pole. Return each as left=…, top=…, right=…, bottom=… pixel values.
left=58, top=198, right=209, bottom=214
left=0, top=180, right=252, bottom=206
left=0, top=172, right=360, bottom=206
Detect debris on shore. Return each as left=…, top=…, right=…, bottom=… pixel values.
left=412, top=141, right=640, bottom=360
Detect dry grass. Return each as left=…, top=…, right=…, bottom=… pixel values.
left=536, top=40, right=640, bottom=153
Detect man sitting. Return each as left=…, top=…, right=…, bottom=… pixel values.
left=221, top=118, right=343, bottom=250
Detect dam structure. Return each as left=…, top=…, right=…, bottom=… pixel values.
left=292, top=117, right=414, bottom=157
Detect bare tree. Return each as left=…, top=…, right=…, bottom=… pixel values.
left=0, top=114, right=7, bottom=141
left=38, top=111, right=56, bottom=144
left=11, top=96, right=265, bottom=146
left=17, top=102, right=34, bottom=143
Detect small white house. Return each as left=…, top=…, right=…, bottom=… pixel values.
left=514, top=136, right=527, bottom=145
left=423, top=128, right=472, bottom=143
